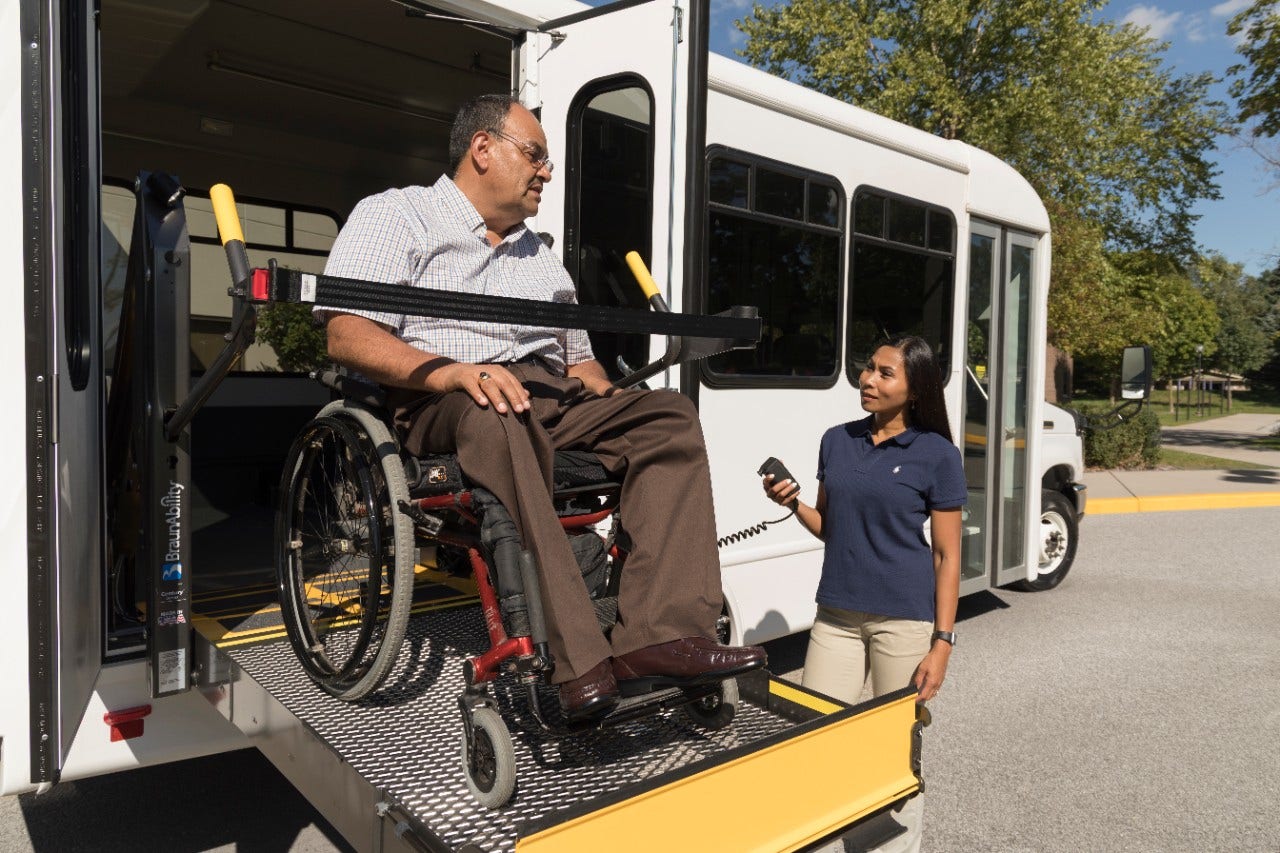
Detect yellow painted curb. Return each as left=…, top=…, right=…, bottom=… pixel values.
left=1090, top=492, right=1280, bottom=515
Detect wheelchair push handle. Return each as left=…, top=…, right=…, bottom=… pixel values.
left=209, top=183, right=252, bottom=292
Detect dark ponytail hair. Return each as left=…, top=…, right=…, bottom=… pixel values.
left=870, top=335, right=952, bottom=439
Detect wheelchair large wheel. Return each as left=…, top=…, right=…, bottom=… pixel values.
left=276, top=407, right=414, bottom=700
left=319, top=399, right=417, bottom=674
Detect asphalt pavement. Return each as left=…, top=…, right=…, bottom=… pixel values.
left=916, top=506, right=1280, bottom=852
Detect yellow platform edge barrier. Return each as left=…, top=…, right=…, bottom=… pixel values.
left=516, top=687, right=920, bottom=853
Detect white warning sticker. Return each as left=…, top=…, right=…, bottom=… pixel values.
left=300, top=273, right=317, bottom=302
left=157, top=648, right=186, bottom=693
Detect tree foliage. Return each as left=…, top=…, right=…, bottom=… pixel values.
left=255, top=302, right=329, bottom=373
left=737, top=0, right=1231, bottom=257
left=1195, top=253, right=1271, bottom=378
left=1249, top=261, right=1280, bottom=391
left=1229, top=0, right=1280, bottom=140
left=1109, top=252, right=1220, bottom=381
left=1045, top=198, right=1144, bottom=360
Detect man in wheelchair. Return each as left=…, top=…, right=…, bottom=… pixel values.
left=316, top=94, right=765, bottom=722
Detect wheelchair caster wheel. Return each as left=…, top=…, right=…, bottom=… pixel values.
left=683, top=677, right=739, bottom=731
left=462, top=706, right=516, bottom=808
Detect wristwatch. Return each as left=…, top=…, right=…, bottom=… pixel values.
left=931, top=630, right=956, bottom=647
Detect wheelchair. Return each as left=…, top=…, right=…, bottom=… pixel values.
left=202, top=182, right=758, bottom=807
left=274, top=370, right=741, bottom=808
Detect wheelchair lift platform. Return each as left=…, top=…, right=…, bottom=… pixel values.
left=192, top=588, right=924, bottom=853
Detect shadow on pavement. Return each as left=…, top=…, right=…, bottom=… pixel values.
left=19, top=748, right=352, bottom=852
left=956, top=590, right=1011, bottom=616
left=1161, top=430, right=1248, bottom=446
left=1221, top=468, right=1280, bottom=484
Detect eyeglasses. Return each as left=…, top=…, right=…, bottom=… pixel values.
left=491, top=129, right=555, bottom=173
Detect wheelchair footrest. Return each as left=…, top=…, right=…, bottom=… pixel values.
left=563, top=684, right=716, bottom=732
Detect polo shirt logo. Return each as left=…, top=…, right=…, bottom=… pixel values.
left=893, top=465, right=901, bottom=474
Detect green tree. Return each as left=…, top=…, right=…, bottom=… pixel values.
left=255, top=303, right=329, bottom=373
left=1229, top=0, right=1280, bottom=175
left=1109, top=252, right=1220, bottom=409
left=1195, top=253, right=1270, bottom=407
left=737, top=0, right=1231, bottom=257
left=1250, top=261, right=1280, bottom=391
left=1230, top=0, right=1280, bottom=139
left=1045, top=199, right=1149, bottom=361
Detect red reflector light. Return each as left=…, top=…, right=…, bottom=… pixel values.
left=251, top=268, right=270, bottom=301
left=103, top=705, right=152, bottom=742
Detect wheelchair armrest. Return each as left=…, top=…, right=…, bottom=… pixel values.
left=313, top=367, right=388, bottom=410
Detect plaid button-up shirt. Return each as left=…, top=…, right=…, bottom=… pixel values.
left=319, top=175, right=592, bottom=374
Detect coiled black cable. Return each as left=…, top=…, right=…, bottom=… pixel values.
left=717, top=509, right=796, bottom=548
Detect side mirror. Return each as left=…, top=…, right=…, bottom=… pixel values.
left=1120, top=345, right=1152, bottom=401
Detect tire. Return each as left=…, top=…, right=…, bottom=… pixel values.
left=319, top=400, right=417, bottom=683
left=462, top=706, right=517, bottom=809
left=1017, top=489, right=1078, bottom=592
left=275, top=405, right=414, bottom=701
left=683, top=677, right=739, bottom=731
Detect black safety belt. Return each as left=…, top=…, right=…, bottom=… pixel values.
left=249, top=263, right=761, bottom=345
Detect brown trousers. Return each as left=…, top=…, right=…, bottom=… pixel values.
left=393, top=365, right=722, bottom=683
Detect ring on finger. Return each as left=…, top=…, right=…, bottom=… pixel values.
left=478, top=371, right=492, bottom=382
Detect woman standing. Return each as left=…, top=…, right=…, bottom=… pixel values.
left=764, top=335, right=965, bottom=852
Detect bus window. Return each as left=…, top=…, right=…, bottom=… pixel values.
left=101, top=183, right=338, bottom=374
left=703, top=150, right=843, bottom=386
left=566, top=80, right=655, bottom=379
left=847, top=189, right=955, bottom=377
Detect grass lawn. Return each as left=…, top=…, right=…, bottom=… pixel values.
left=1157, top=448, right=1275, bottom=470
left=1071, top=388, right=1280, bottom=428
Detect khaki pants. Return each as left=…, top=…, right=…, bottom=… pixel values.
left=393, top=365, right=723, bottom=683
left=803, top=605, right=929, bottom=853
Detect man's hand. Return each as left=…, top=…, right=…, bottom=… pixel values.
left=326, top=314, right=532, bottom=414
left=436, top=362, right=531, bottom=414
left=566, top=359, right=615, bottom=397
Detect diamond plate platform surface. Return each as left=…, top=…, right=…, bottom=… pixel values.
left=227, top=607, right=797, bottom=853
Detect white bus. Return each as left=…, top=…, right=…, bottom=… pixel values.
left=2, top=0, right=1096, bottom=847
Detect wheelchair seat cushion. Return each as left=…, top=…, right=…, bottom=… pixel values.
left=405, top=450, right=619, bottom=498
left=551, top=450, right=618, bottom=492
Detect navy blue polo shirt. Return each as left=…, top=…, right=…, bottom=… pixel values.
left=815, top=416, right=967, bottom=622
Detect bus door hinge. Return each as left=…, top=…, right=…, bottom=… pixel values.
left=673, top=4, right=684, bottom=43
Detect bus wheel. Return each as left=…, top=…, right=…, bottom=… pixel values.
left=1018, top=489, right=1078, bottom=592
left=462, top=706, right=517, bottom=809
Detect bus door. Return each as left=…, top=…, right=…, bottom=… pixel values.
left=523, top=0, right=701, bottom=379
left=19, top=0, right=104, bottom=787
left=960, top=221, right=1039, bottom=592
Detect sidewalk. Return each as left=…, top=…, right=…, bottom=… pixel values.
left=1083, top=413, right=1280, bottom=515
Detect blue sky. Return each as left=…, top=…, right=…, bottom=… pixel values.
left=585, top=0, right=1279, bottom=276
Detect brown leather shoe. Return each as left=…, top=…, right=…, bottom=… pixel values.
left=557, top=659, right=619, bottom=722
left=612, top=636, right=766, bottom=695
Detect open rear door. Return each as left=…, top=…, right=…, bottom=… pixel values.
left=17, top=0, right=105, bottom=788
left=521, top=0, right=708, bottom=386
